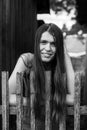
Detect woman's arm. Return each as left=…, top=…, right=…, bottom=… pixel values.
left=9, top=55, right=28, bottom=95
left=64, top=45, right=75, bottom=105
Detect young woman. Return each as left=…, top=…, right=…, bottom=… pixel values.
left=9, top=23, right=75, bottom=129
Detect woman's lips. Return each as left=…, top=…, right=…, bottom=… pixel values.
left=41, top=53, right=53, bottom=58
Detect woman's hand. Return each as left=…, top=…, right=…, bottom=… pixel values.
left=9, top=94, right=27, bottom=106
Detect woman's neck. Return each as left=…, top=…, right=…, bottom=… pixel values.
left=42, top=58, right=56, bottom=71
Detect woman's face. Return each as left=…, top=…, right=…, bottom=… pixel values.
left=40, top=31, right=56, bottom=62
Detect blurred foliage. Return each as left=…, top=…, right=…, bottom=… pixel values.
left=50, top=0, right=76, bottom=14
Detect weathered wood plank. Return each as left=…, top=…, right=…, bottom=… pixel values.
left=45, top=71, right=51, bottom=130
left=16, top=72, right=23, bottom=130
left=30, top=71, right=35, bottom=130
left=2, top=71, right=9, bottom=130
left=67, top=106, right=87, bottom=115
left=74, top=72, right=81, bottom=130
left=0, top=105, right=87, bottom=115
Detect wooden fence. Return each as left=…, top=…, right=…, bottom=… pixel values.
left=0, top=71, right=87, bottom=130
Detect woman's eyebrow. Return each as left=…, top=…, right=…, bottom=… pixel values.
left=40, top=40, right=55, bottom=43
left=40, top=40, right=47, bottom=42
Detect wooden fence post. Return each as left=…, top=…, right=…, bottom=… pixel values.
left=45, top=71, right=51, bottom=130
left=30, top=71, right=35, bottom=130
left=2, top=71, right=9, bottom=130
left=16, top=72, right=23, bottom=130
left=74, top=72, right=81, bottom=130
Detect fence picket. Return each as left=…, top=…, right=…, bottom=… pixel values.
left=2, top=71, right=9, bottom=130
left=16, top=72, right=23, bottom=130
left=74, top=72, right=81, bottom=130
left=45, top=71, right=51, bottom=130
left=30, top=71, right=35, bottom=130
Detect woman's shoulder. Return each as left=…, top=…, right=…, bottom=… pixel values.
left=20, top=52, right=34, bottom=68
left=20, top=52, right=34, bottom=60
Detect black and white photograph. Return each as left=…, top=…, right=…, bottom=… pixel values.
left=0, top=0, right=87, bottom=130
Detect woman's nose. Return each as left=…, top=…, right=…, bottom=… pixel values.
left=46, top=43, right=51, bottom=50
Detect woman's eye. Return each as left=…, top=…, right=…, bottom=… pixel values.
left=51, top=42, right=55, bottom=47
left=40, top=41, right=47, bottom=45
left=40, top=41, right=55, bottom=47
left=51, top=42, right=55, bottom=45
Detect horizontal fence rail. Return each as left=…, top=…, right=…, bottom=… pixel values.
left=0, top=71, right=87, bottom=130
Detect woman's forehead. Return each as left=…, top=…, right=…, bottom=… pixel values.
left=40, top=31, right=55, bottom=41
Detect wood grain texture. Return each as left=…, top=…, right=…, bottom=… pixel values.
left=45, top=71, right=51, bottom=130
left=2, top=71, right=9, bottom=130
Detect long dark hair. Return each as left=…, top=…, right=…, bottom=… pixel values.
left=33, top=23, right=66, bottom=122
